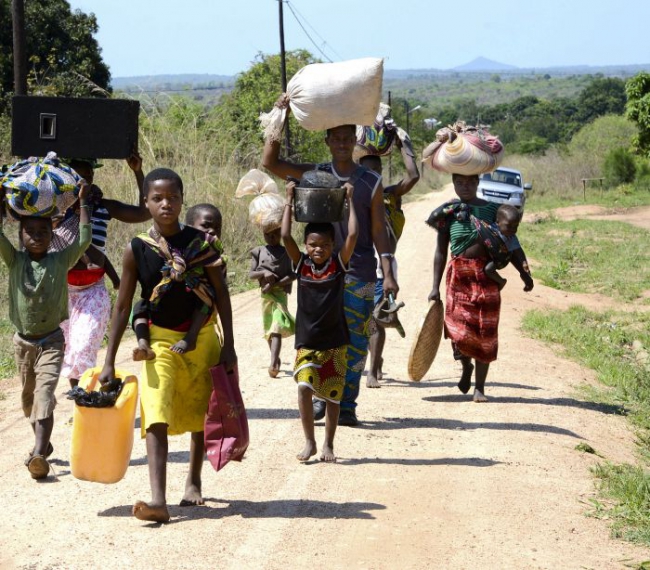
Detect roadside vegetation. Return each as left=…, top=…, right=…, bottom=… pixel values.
left=522, top=307, right=650, bottom=545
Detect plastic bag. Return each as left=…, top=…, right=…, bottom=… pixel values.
left=1, top=151, right=81, bottom=217
left=422, top=121, right=504, bottom=175
left=260, top=58, right=384, bottom=141
left=235, top=169, right=284, bottom=232
left=204, top=364, right=249, bottom=472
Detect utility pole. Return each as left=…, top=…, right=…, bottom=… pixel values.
left=278, top=0, right=292, bottom=157
left=387, top=90, right=392, bottom=182
left=12, top=0, right=27, bottom=96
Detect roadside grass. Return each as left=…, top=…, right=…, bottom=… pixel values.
left=518, top=218, right=650, bottom=301
left=525, top=186, right=650, bottom=213
left=522, top=306, right=650, bottom=544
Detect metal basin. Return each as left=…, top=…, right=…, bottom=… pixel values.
left=294, top=186, right=346, bottom=223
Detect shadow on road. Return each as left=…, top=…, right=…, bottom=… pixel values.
left=352, top=417, right=583, bottom=438
left=338, top=456, right=500, bottom=467
left=383, top=378, right=542, bottom=391
left=98, top=498, right=386, bottom=523
left=422, top=394, right=624, bottom=415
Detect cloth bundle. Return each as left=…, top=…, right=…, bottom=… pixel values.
left=355, top=102, right=398, bottom=157
left=1, top=152, right=81, bottom=217
left=422, top=121, right=504, bottom=175
left=204, top=364, right=249, bottom=472
left=260, top=57, right=384, bottom=141
left=235, top=169, right=285, bottom=232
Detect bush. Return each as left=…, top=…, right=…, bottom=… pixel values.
left=603, top=148, right=637, bottom=186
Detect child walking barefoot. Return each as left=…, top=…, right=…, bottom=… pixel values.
left=249, top=226, right=296, bottom=377
left=132, top=203, right=225, bottom=362
left=281, top=181, right=357, bottom=462
left=0, top=183, right=91, bottom=479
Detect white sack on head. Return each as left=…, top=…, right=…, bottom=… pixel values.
left=235, top=169, right=279, bottom=198
left=234, top=169, right=284, bottom=231
left=260, top=57, right=384, bottom=142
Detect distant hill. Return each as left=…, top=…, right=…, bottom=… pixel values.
left=453, top=57, right=518, bottom=72
left=112, top=74, right=234, bottom=93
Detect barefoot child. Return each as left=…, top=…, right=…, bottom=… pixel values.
left=132, top=202, right=225, bottom=362
left=427, top=201, right=533, bottom=292
left=0, top=183, right=91, bottom=479
left=249, top=226, right=296, bottom=377
left=281, top=181, right=357, bottom=462
left=99, top=168, right=236, bottom=522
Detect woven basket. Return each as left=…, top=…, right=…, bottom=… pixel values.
left=407, top=300, right=445, bottom=381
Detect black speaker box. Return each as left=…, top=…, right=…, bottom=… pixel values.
left=11, top=96, right=139, bottom=159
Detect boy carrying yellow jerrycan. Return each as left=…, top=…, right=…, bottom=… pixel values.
left=69, top=367, right=138, bottom=484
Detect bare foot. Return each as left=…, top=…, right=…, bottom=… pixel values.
left=132, top=500, right=170, bottom=523
left=320, top=443, right=336, bottom=463
left=170, top=337, right=196, bottom=355
left=366, top=374, right=381, bottom=388
left=473, top=389, right=488, bottom=403
left=133, top=341, right=156, bottom=362
left=497, top=278, right=507, bottom=291
left=296, top=440, right=317, bottom=462
left=180, top=483, right=204, bottom=507
left=377, top=357, right=384, bottom=380
left=268, top=358, right=281, bottom=378
left=458, top=363, right=474, bottom=394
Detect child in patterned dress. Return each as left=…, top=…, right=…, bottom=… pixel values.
left=281, top=181, right=357, bottom=463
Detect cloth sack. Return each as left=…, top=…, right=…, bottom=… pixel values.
left=260, top=57, right=384, bottom=141
left=204, top=364, right=249, bottom=472
left=355, top=102, right=398, bottom=157
left=1, top=151, right=81, bottom=217
left=422, top=121, right=504, bottom=175
left=235, top=169, right=284, bottom=232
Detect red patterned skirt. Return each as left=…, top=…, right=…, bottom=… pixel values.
left=444, top=256, right=501, bottom=363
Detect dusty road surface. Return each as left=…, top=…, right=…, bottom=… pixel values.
left=1, top=188, right=649, bottom=570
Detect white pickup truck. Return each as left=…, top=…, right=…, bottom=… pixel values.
left=477, top=167, right=532, bottom=213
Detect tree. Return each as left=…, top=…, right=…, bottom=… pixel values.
left=219, top=49, right=327, bottom=164
left=626, top=72, right=650, bottom=157
left=0, top=0, right=110, bottom=113
left=575, top=77, right=626, bottom=123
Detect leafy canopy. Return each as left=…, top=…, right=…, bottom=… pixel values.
left=0, top=0, right=110, bottom=112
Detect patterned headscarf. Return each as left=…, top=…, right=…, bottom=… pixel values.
left=1, top=152, right=81, bottom=217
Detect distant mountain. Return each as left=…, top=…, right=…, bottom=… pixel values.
left=112, top=74, right=234, bottom=91
left=452, top=57, right=518, bottom=72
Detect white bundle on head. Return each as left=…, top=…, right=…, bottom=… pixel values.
left=235, top=169, right=284, bottom=232
left=259, top=57, right=384, bottom=142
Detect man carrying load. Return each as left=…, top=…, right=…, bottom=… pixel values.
left=262, top=96, right=398, bottom=427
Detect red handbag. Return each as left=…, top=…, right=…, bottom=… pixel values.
left=204, top=364, right=249, bottom=472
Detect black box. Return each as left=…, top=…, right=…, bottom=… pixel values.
left=11, top=96, right=139, bottom=159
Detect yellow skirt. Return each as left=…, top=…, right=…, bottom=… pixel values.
left=140, top=323, right=221, bottom=437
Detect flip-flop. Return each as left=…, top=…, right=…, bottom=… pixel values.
left=27, top=454, right=50, bottom=479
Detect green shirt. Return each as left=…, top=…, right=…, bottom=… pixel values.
left=448, top=202, right=499, bottom=256
left=0, top=223, right=91, bottom=336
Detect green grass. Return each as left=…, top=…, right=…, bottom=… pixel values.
left=522, top=306, right=650, bottom=544
left=519, top=218, right=650, bottom=301
left=525, top=185, right=650, bottom=212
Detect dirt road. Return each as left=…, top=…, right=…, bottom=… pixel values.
left=1, top=189, right=648, bottom=570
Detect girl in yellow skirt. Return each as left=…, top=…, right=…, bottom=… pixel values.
left=281, top=181, right=357, bottom=463
left=98, top=168, right=236, bottom=523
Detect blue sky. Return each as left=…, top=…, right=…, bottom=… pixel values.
left=70, top=0, right=650, bottom=78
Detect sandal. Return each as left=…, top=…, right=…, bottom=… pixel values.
left=24, top=442, right=53, bottom=467
left=27, top=454, right=50, bottom=479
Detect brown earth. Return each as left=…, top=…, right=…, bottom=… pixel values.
left=1, top=187, right=649, bottom=570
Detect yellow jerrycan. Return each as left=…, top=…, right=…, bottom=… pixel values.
left=70, top=367, right=138, bottom=484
